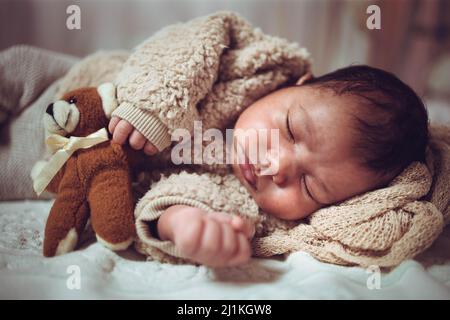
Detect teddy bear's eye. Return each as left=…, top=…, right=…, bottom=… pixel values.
left=68, top=97, right=77, bottom=104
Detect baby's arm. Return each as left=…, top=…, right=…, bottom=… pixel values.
left=134, top=170, right=261, bottom=265
left=156, top=205, right=253, bottom=267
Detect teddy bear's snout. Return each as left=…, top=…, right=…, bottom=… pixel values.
left=43, top=100, right=80, bottom=136
left=46, top=103, right=54, bottom=117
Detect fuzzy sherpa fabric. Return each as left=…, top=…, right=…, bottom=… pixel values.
left=133, top=125, right=449, bottom=268
left=111, top=11, right=311, bottom=151
left=53, top=11, right=449, bottom=268
left=54, top=50, right=129, bottom=100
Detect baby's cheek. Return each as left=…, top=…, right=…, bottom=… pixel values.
left=256, top=189, right=317, bottom=220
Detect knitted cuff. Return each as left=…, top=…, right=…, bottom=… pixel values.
left=135, top=196, right=213, bottom=259
left=112, top=102, right=172, bottom=151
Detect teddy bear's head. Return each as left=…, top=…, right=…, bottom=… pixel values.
left=44, top=83, right=118, bottom=137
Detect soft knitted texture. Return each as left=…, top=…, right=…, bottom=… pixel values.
left=134, top=170, right=263, bottom=264
left=133, top=125, right=449, bottom=268
left=0, top=45, right=77, bottom=200
left=253, top=126, right=450, bottom=268
left=39, top=11, right=449, bottom=267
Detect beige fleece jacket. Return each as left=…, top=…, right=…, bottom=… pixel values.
left=131, top=125, right=450, bottom=268
left=54, top=11, right=450, bottom=268
left=112, top=11, right=310, bottom=151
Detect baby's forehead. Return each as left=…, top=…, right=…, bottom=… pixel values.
left=283, top=84, right=361, bottom=112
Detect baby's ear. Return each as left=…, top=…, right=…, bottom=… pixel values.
left=296, top=72, right=314, bottom=86
left=97, top=83, right=118, bottom=118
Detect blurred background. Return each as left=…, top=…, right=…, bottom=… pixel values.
left=1, top=0, right=450, bottom=123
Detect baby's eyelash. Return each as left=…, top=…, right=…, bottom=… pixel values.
left=286, top=112, right=295, bottom=141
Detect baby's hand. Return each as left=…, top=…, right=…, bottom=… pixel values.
left=109, top=117, right=158, bottom=155
left=158, top=205, right=254, bottom=267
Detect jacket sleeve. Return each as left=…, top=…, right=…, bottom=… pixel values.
left=111, top=14, right=230, bottom=152
left=134, top=170, right=260, bottom=264
left=112, top=11, right=310, bottom=152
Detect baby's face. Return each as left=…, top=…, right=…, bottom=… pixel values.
left=232, top=85, right=384, bottom=220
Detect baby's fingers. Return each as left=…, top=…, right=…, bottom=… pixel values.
left=227, top=233, right=251, bottom=267
left=108, top=116, right=120, bottom=134
left=218, top=223, right=238, bottom=263
left=231, top=216, right=255, bottom=239
left=208, top=213, right=255, bottom=239
left=112, top=120, right=134, bottom=145
left=144, top=141, right=159, bottom=155
left=196, top=218, right=222, bottom=263
left=129, top=130, right=146, bottom=150
left=208, top=212, right=233, bottom=225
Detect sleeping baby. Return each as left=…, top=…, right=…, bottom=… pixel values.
left=51, top=11, right=444, bottom=268
left=109, top=65, right=428, bottom=267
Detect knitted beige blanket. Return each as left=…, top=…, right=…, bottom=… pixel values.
left=2, top=11, right=448, bottom=268
left=107, top=11, right=449, bottom=267
left=253, top=125, right=450, bottom=267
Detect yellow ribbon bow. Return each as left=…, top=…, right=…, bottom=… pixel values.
left=33, top=128, right=109, bottom=195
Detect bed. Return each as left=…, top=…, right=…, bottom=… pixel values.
left=0, top=44, right=449, bottom=300
left=0, top=200, right=449, bottom=299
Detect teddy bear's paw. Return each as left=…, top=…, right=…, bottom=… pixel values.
left=96, top=234, right=133, bottom=251
left=55, top=228, right=79, bottom=256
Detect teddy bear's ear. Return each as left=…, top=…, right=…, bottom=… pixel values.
left=97, top=83, right=118, bottom=118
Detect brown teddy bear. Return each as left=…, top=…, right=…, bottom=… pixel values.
left=31, top=83, right=145, bottom=257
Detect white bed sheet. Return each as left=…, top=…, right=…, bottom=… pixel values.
left=0, top=200, right=449, bottom=300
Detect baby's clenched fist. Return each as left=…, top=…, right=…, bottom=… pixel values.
left=109, top=117, right=158, bottom=155
left=157, top=205, right=254, bottom=267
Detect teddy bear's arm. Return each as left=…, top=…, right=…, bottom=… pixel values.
left=87, top=164, right=136, bottom=251
left=43, top=160, right=89, bottom=257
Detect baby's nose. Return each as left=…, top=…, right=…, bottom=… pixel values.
left=261, top=148, right=295, bottom=186
left=256, top=148, right=280, bottom=176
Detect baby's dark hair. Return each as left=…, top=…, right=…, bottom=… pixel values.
left=304, top=65, right=429, bottom=178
